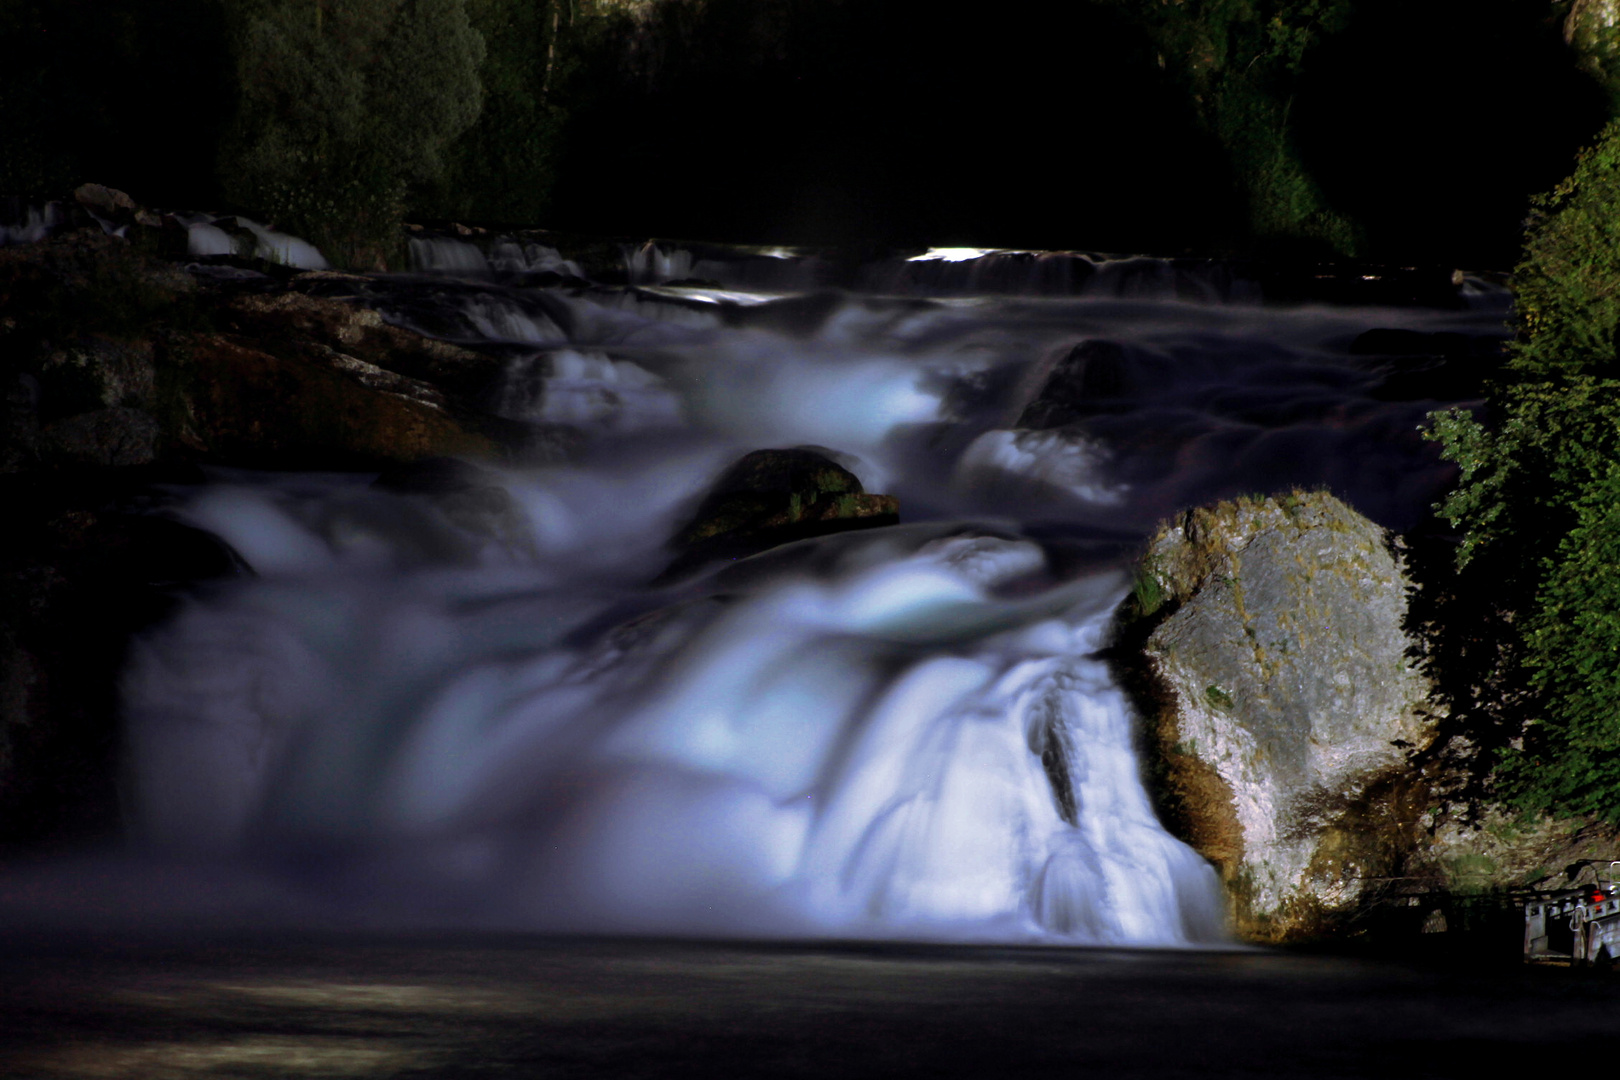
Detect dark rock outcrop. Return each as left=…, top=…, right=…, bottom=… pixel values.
left=0, top=467, right=244, bottom=853
left=0, top=217, right=570, bottom=471
left=41, top=405, right=162, bottom=468
left=1117, top=492, right=1437, bottom=941
left=163, top=330, right=498, bottom=468
left=661, top=448, right=899, bottom=580
left=1016, top=340, right=1135, bottom=429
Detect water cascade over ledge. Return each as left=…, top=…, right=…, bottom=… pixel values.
left=84, top=236, right=1509, bottom=944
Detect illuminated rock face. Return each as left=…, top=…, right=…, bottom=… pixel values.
left=1568, top=0, right=1620, bottom=97
left=1129, top=493, right=1436, bottom=941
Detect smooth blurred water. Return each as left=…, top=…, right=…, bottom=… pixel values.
left=108, top=244, right=1505, bottom=944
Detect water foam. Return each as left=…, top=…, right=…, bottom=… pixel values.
left=126, top=491, right=1223, bottom=943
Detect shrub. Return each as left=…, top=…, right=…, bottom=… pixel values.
left=1509, top=117, right=1620, bottom=377
left=1425, top=118, right=1620, bottom=820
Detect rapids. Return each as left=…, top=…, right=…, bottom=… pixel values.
left=116, top=238, right=1505, bottom=944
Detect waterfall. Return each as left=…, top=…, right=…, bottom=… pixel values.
left=127, top=503, right=1223, bottom=942
left=111, top=241, right=1508, bottom=942
left=0, top=201, right=63, bottom=245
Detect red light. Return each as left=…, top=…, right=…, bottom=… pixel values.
left=1593, top=892, right=1606, bottom=904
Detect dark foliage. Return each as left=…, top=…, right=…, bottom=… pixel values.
left=547, top=0, right=1244, bottom=252
left=1295, top=0, right=1609, bottom=268
left=1422, top=120, right=1620, bottom=821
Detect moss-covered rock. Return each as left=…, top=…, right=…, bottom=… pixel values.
left=661, top=448, right=899, bottom=580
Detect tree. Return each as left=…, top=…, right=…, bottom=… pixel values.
left=1425, top=118, right=1620, bottom=820
left=219, top=0, right=485, bottom=268
left=1565, top=0, right=1620, bottom=112
left=1106, top=0, right=1361, bottom=255
left=415, top=0, right=577, bottom=225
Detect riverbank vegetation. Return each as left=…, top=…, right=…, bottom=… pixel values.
left=1426, top=117, right=1620, bottom=822
left=217, top=0, right=486, bottom=269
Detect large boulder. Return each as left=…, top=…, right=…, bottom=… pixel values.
left=1118, top=491, right=1437, bottom=941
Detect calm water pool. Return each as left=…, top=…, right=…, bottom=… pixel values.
left=0, top=934, right=1611, bottom=1078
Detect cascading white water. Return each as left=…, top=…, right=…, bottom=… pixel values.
left=126, top=504, right=1222, bottom=942
left=113, top=243, right=1508, bottom=942
left=408, top=235, right=586, bottom=279
left=0, top=201, right=63, bottom=245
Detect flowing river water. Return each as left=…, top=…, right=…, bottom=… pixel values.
left=1, top=238, right=1553, bottom=1077
left=12, top=240, right=1511, bottom=942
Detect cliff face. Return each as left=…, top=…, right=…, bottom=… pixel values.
left=1120, top=492, right=1437, bottom=941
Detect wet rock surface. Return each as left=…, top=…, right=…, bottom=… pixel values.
left=1117, top=492, right=1437, bottom=941
left=0, top=196, right=577, bottom=474
left=660, top=448, right=900, bottom=581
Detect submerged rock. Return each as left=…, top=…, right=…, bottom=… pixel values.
left=1016, top=340, right=1136, bottom=429
left=1117, top=491, right=1436, bottom=941
left=372, top=456, right=534, bottom=556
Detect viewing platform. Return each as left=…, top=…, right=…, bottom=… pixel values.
left=1524, top=862, right=1620, bottom=965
